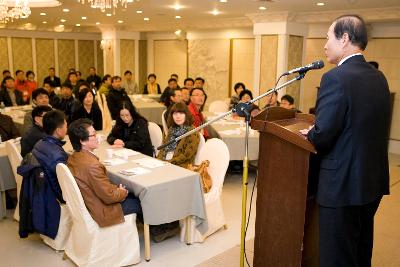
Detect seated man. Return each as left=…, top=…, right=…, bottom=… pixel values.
left=22, top=88, right=51, bottom=134
left=280, top=94, right=302, bottom=113
left=67, top=118, right=142, bottom=227
left=43, top=81, right=60, bottom=108
left=54, top=83, right=80, bottom=124
left=0, top=112, right=20, bottom=141
left=0, top=76, right=24, bottom=107
left=21, top=105, right=52, bottom=157
left=30, top=109, right=68, bottom=238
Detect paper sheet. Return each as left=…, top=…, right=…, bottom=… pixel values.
left=132, top=157, right=168, bottom=169
left=119, top=167, right=151, bottom=176
left=113, top=149, right=140, bottom=158
left=102, top=158, right=128, bottom=166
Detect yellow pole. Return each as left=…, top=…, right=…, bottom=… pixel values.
left=240, top=155, right=249, bottom=267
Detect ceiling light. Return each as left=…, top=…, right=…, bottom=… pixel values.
left=79, top=0, right=129, bottom=12
left=59, top=24, right=64, bottom=27
left=173, top=4, right=182, bottom=10
left=82, top=16, right=87, bottom=20
left=259, top=6, right=267, bottom=10
left=211, top=9, right=220, bottom=16
left=144, top=17, right=149, bottom=21
left=63, top=8, right=69, bottom=12
left=76, top=23, right=80, bottom=26
left=174, top=29, right=181, bottom=35
left=40, top=12, right=46, bottom=16
left=220, top=0, right=228, bottom=2
left=127, top=0, right=134, bottom=2
left=42, top=21, right=47, bottom=24
left=175, top=15, right=181, bottom=19
left=106, top=13, right=112, bottom=16
left=136, top=10, right=142, bottom=13
left=60, top=19, right=66, bottom=22
left=96, top=22, right=100, bottom=25
left=117, top=20, right=123, bottom=23
left=317, top=2, right=325, bottom=6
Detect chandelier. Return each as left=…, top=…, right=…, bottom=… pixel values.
left=0, top=0, right=31, bottom=23
left=80, top=0, right=129, bottom=13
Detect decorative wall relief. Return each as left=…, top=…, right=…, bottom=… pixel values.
left=0, top=37, right=8, bottom=72
left=78, top=40, right=95, bottom=78
left=120, top=39, right=135, bottom=76
left=36, top=38, right=54, bottom=85
left=286, top=35, right=304, bottom=107
left=58, top=39, right=75, bottom=81
left=12, top=37, right=33, bottom=72
left=259, top=35, right=278, bottom=108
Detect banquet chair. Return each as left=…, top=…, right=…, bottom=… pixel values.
left=95, top=94, right=104, bottom=121
left=208, top=100, right=229, bottom=113
left=161, top=110, right=168, bottom=136
left=148, top=122, right=163, bottom=157
left=101, top=94, right=113, bottom=133
left=180, top=138, right=230, bottom=243
left=56, top=163, right=140, bottom=267
left=5, top=139, right=23, bottom=221
left=194, top=134, right=205, bottom=165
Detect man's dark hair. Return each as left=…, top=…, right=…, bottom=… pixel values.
left=368, top=61, right=379, bottom=69
left=61, top=82, right=73, bottom=90
left=4, top=76, right=14, bottom=83
left=31, top=105, right=52, bottom=120
left=281, top=94, right=294, bottom=105
left=89, top=67, right=96, bottom=71
left=3, top=69, right=10, bottom=75
left=171, top=73, right=178, bottom=79
left=168, top=78, right=177, bottom=84
left=76, top=71, right=82, bottom=76
left=102, top=74, right=112, bottom=83
left=111, top=76, right=121, bottom=83
left=334, top=14, right=368, bottom=50
left=194, top=77, right=205, bottom=84
left=124, top=70, right=132, bottom=75
left=42, top=110, right=66, bottom=135
left=234, top=82, right=246, bottom=92
left=32, top=88, right=49, bottom=100
left=77, top=81, right=90, bottom=89
left=184, top=78, right=194, bottom=85
left=15, top=70, right=23, bottom=76
left=147, top=73, right=156, bottom=79
left=49, top=67, right=55, bottom=71
left=26, top=70, right=34, bottom=78
left=78, top=88, right=94, bottom=104
left=239, top=89, right=253, bottom=101
left=68, top=118, right=93, bottom=152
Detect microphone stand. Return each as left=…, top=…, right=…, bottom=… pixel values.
left=157, top=73, right=306, bottom=267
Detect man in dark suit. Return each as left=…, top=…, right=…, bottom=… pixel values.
left=43, top=67, right=61, bottom=88
left=305, top=15, right=391, bottom=267
left=0, top=76, right=24, bottom=106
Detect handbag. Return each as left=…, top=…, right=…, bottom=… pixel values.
left=187, top=160, right=212, bottom=193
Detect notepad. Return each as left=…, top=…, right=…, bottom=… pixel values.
left=113, top=149, right=140, bottom=158
left=120, top=167, right=151, bottom=176
left=132, top=158, right=168, bottom=169
left=102, top=158, right=128, bottom=166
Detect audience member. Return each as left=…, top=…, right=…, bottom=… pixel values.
left=0, top=76, right=24, bottom=107
left=67, top=118, right=142, bottom=227
left=22, top=88, right=50, bottom=134
left=20, top=105, right=52, bottom=157
left=234, top=89, right=260, bottom=117
left=98, top=74, right=112, bottom=96
left=230, top=82, right=245, bottom=109
left=14, top=70, right=29, bottom=103
left=72, top=88, right=102, bottom=130
left=122, top=70, right=139, bottom=94
left=0, top=112, right=20, bottom=142
left=143, top=73, right=161, bottom=94
left=43, top=81, right=61, bottom=108
left=181, top=87, right=190, bottom=105
left=183, top=78, right=194, bottom=91
left=55, top=83, right=79, bottom=124
left=106, top=76, right=133, bottom=120
left=263, top=90, right=280, bottom=108
left=164, top=88, right=182, bottom=121
left=194, top=77, right=205, bottom=88
left=66, top=72, right=79, bottom=96
left=30, top=109, right=68, bottom=238
left=75, top=71, right=85, bottom=84
left=188, top=87, right=209, bottom=139
left=1, top=70, right=11, bottom=90
left=158, top=102, right=199, bottom=168
left=43, top=67, right=61, bottom=87
left=86, top=67, right=102, bottom=89
left=280, top=94, right=302, bottom=113
left=25, top=71, right=38, bottom=98
left=160, top=78, right=178, bottom=104
left=107, top=101, right=153, bottom=156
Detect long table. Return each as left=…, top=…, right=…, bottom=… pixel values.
left=0, top=142, right=17, bottom=219
left=129, top=95, right=166, bottom=125
left=1, top=105, right=30, bottom=134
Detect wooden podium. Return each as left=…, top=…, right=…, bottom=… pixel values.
left=251, top=107, right=319, bottom=267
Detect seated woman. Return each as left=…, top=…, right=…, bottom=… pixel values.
left=233, top=89, right=261, bottom=118
left=107, top=101, right=153, bottom=157
left=229, top=82, right=245, bottom=109
left=72, top=88, right=103, bottom=130
left=157, top=102, right=199, bottom=168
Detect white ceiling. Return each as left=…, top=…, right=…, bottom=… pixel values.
left=1, top=0, right=400, bottom=33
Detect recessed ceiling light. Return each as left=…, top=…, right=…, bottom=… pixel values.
left=144, top=17, right=149, bottom=21
left=96, top=22, right=100, bottom=25
left=175, top=29, right=182, bottom=35
left=259, top=6, right=267, bottom=10
left=211, top=9, right=220, bottom=16
left=317, top=2, right=325, bottom=6
left=175, top=15, right=181, bottom=19
left=220, top=0, right=228, bottom=2
left=106, top=13, right=112, bottom=16
left=62, top=8, right=69, bottom=12
left=42, top=21, right=47, bottom=24
left=82, top=16, right=87, bottom=20
left=136, top=10, right=142, bottom=14
left=60, top=19, right=66, bottom=22
left=59, top=24, right=64, bottom=27
left=40, top=12, right=46, bottom=16
left=76, top=24, right=80, bottom=27
left=127, top=0, right=134, bottom=2
left=117, top=20, right=123, bottom=23
left=173, top=4, right=182, bottom=10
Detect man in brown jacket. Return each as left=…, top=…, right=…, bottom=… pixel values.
left=67, top=118, right=142, bottom=227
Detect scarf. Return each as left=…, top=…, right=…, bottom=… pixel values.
left=164, top=125, right=190, bottom=152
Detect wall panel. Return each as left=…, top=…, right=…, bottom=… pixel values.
left=78, top=40, right=94, bottom=78
left=12, top=37, right=32, bottom=72
left=259, top=35, right=278, bottom=108
left=36, top=38, right=54, bottom=85
left=58, top=39, right=75, bottom=82
left=0, top=37, right=8, bottom=72
left=231, top=38, right=255, bottom=95
left=286, top=35, right=304, bottom=107
left=120, top=39, right=135, bottom=76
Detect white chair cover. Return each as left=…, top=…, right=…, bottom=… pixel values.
left=5, top=139, right=23, bottom=221
left=56, top=163, right=140, bottom=267
left=148, top=122, right=163, bottom=157
left=208, top=100, right=229, bottom=113
left=194, top=134, right=205, bottom=165
left=161, top=110, right=168, bottom=136
left=180, top=138, right=230, bottom=243
left=101, top=94, right=113, bottom=133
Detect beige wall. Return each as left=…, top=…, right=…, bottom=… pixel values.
left=36, top=39, right=54, bottom=85
left=138, top=40, right=147, bottom=91
left=154, top=40, right=187, bottom=89
left=286, top=35, right=304, bottom=106
left=78, top=40, right=95, bottom=78
left=231, top=38, right=255, bottom=95
left=259, top=35, right=278, bottom=108
left=58, top=39, right=75, bottom=82
left=0, top=37, right=8, bottom=72
left=12, top=37, right=33, bottom=73
left=188, top=39, right=230, bottom=106
left=120, top=39, right=135, bottom=78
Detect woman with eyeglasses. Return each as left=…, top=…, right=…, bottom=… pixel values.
left=188, top=87, right=209, bottom=139
left=107, top=101, right=153, bottom=157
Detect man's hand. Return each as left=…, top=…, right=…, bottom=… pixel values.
left=118, top=184, right=128, bottom=199
left=299, top=125, right=314, bottom=136
left=113, top=139, right=125, bottom=147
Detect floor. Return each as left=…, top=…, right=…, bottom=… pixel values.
left=0, top=154, right=399, bottom=267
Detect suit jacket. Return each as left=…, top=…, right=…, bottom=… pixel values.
left=67, top=150, right=126, bottom=227
left=0, top=113, right=20, bottom=141
left=0, top=88, right=24, bottom=107
left=308, top=55, right=390, bottom=207
left=106, top=88, right=132, bottom=120
left=43, top=76, right=61, bottom=88
left=21, top=124, right=45, bottom=157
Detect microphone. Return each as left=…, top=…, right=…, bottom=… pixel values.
left=283, top=60, right=324, bottom=76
